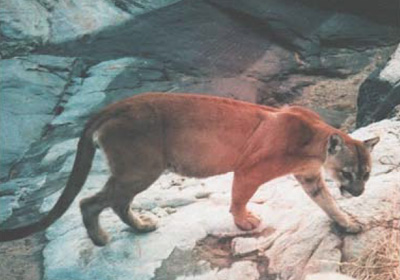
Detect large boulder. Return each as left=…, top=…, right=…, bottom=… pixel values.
left=0, top=0, right=181, bottom=58
left=1, top=0, right=399, bottom=123
left=0, top=0, right=49, bottom=58
left=357, top=45, right=400, bottom=127
left=0, top=55, right=85, bottom=180
left=29, top=0, right=396, bottom=130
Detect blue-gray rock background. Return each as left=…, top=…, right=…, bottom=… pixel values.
left=0, top=1, right=399, bottom=280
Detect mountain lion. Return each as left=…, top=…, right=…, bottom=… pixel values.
left=0, top=93, right=379, bottom=246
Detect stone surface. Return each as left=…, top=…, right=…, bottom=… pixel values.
left=1, top=0, right=399, bottom=135
left=0, top=55, right=83, bottom=180
left=0, top=0, right=181, bottom=58
left=208, top=0, right=399, bottom=71
left=380, top=45, right=400, bottom=84
left=357, top=45, right=400, bottom=127
left=305, top=272, right=356, bottom=280
left=34, top=0, right=397, bottom=114
left=0, top=0, right=49, bottom=58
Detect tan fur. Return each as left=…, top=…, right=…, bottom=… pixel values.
left=0, top=93, right=379, bottom=246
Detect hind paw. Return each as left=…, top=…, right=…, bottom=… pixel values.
left=89, top=229, right=110, bottom=246
left=133, top=213, right=158, bottom=233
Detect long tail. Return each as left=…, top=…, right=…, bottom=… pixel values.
left=0, top=128, right=96, bottom=241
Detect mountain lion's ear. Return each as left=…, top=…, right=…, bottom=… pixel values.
left=363, top=137, right=380, bottom=152
left=327, top=134, right=343, bottom=155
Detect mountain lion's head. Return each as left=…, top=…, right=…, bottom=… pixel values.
left=324, top=134, right=380, bottom=197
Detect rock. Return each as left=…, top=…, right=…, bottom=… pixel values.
left=302, top=233, right=342, bottom=276
left=46, top=0, right=181, bottom=44
left=0, top=176, right=46, bottom=227
left=0, top=196, right=18, bottom=224
left=180, top=261, right=259, bottom=280
left=305, top=272, right=356, bottom=280
left=380, top=45, right=400, bottom=83
left=46, top=0, right=130, bottom=44
left=0, top=55, right=82, bottom=180
left=195, top=191, right=212, bottom=199
left=2, top=0, right=398, bottom=120
left=159, top=197, right=197, bottom=208
left=231, top=232, right=277, bottom=256
left=0, top=0, right=181, bottom=58
left=41, top=138, right=78, bottom=167
left=208, top=0, right=399, bottom=71
left=0, top=0, right=50, bottom=58
left=150, top=207, right=169, bottom=218
left=51, top=56, right=180, bottom=126
left=357, top=45, right=400, bottom=127
left=51, top=58, right=134, bottom=125
left=312, top=107, right=350, bottom=128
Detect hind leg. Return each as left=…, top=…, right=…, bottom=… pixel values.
left=111, top=176, right=160, bottom=233
left=80, top=178, right=113, bottom=246
left=95, top=123, right=164, bottom=237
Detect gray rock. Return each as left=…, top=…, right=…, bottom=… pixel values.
left=0, top=175, right=46, bottom=225
left=0, top=0, right=50, bottom=57
left=312, top=107, right=350, bottom=128
left=0, top=1, right=49, bottom=40
left=208, top=0, right=399, bottom=71
left=0, top=0, right=181, bottom=57
left=0, top=56, right=80, bottom=179
left=0, top=196, right=18, bottom=224
left=380, top=46, right=400, bottom=83
left=47, top=0, right=130, bottom=44
left=52, top=58, right=137, bottom=125
left=357, top=45, right=400, bottom=127
left=47, top=0, right=181, bottom=44
left=9, top=0, right=393, bottom=108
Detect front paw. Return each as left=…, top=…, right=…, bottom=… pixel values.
left=233, top=211, right=261, bottom=231
left=336, top=216, right=363, bottom=234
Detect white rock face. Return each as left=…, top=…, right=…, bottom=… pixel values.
left=379, top=45, right=400, bottom=84
left=33, top=117, right=400, bottom=279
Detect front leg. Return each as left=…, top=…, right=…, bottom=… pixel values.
left=230, top=172, right=263, bottom=231
left=295, top=173, right=362, bottom=233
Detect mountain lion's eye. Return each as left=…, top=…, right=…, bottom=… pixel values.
left=363, top=172, right=370, bottom=181
left=340, top=171, right=353, bottom=181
